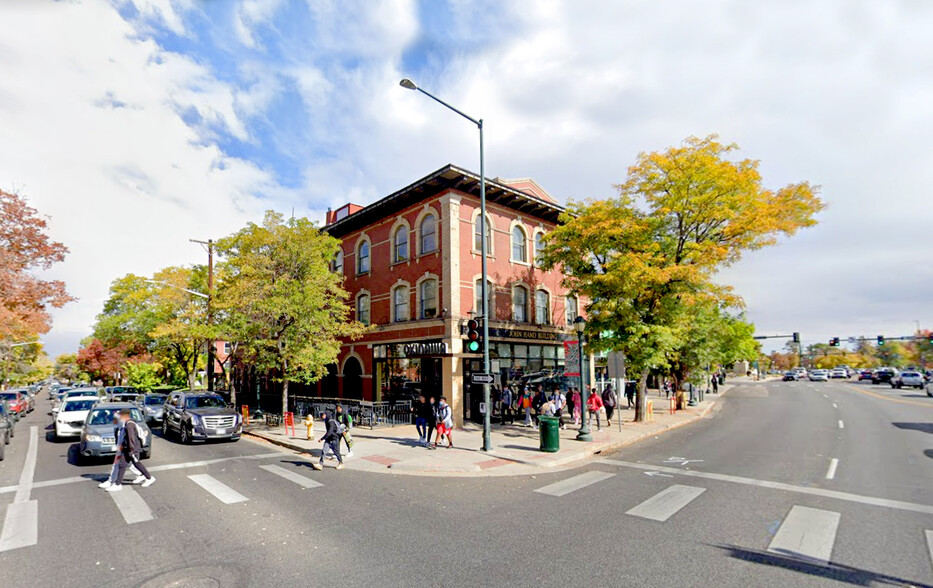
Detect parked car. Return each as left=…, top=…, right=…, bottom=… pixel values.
left=830, top=368, right=848, bottom=379
left=0, top=401, right=13, bottom=460
left=0, top=401, right=14, bottom=441
left=858, top=369, right=874, bottom=381
left=782, top=371, right=799, bottom=381
left=893, top=371, right=925, bottom=389
left=162, top=391, right=241, bottom=444
left=872, top=368, right=898, bottom=385
left=141, top=394, right=168, bottom=423
left=7, top=388, right=36, bottom=413
left=52, top=387, right=99, bottom=416
left=0, top=391, right=28, bottom=421
left=79, top=402, right=151, bottom=461
left=809, top=369, right=829, bottom=382
left=53, top=396, right=99, bottom=440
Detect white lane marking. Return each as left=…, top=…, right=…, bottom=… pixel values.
left=0, top=452, right=287, bottom=495
left=534, top=471, right=616, bottom=497
left=259, top=464, right=323, bottom=489
left=825, top=458, right=839, bottom=480
left=109, top=486, right=154, bottom=524
left=767, top=505, right=840, bottom=563
left=188, top=474, right=248, bottom=504
left=832, top=403, right=838, bottom=408
left=626, top=485, right=706, bottom=521
left=599, top=459, right=933, bottom=515
left=925, top=530, right=933, bottom=575
left=838, top=420, right=844, bottom=429
left=821, top=393, right=827, bottom=397
left=0, top=426, right=39, bottom=552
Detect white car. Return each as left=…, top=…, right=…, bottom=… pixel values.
left=896, top=371, right=925, bottom=389
left=54, top=396, right=98, bottom=440
left=809, top=370, right=829, bottom=382
left=830, top=368, right=847, bottom=379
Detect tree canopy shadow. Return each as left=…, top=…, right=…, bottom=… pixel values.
left=892, top=422, right=933, bottom=434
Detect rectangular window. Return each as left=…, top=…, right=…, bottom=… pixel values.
left=420, top=280, right=437, bottom=318
left=357, top=295, right=370, bottom=326
left=475, top=279, right=494, bottom=317
left=512, top=286, right=527, bottom=322
left=565, top=296, right=578, bottom=326
left=535, top=290, right=549, bottom=325
left=393, top=287, right=409, bottom=322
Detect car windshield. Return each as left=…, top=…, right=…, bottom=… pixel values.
left=0, top=392, right=19, bottom=400
left=144, top=396, right=165, bottom=406
left=88, top=408, right=143, bottom=424
left=64, top=400, right=96, bottom=412
left=903, top=372, right=921, bottom=377
left=185, top=396, right=226, bottom=409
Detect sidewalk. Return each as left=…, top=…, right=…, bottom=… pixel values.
left=244, top=385, right=733, bottom=477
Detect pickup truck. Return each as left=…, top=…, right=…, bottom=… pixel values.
left=162, top=391, right=241, bottom=444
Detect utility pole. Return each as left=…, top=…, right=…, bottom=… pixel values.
left=191, top=238, right=215, bottom=392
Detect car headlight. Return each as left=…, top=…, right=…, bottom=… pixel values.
left=85, top=433, right=102, bottom=442
left=190, top=414, right=201, bottom=424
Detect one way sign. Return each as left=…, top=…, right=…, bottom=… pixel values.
left=471, top=373, right=494, bottom=385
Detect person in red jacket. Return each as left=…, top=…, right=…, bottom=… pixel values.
left=586, top=387, right=604, bottom=431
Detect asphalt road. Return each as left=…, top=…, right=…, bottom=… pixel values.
left=1, top=379, right=932, bottom=588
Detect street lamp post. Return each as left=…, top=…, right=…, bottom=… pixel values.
left=574, top=316, right=592, bottom=442
left=400, top=78, right=492, bottom=452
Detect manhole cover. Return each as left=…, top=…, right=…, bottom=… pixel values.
left=138, top=565, right=247, bottom=588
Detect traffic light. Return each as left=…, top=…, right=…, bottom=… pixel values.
left=877, top=335, right=885, bottom=346
left=929, top=333, right=933, bottom=345
left=465, top=319, right=481, bottom=353
left=792, top=332, right=800, bottom=344
left=829, top=337, right=840, bottom=347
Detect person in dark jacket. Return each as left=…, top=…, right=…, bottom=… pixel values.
left=415, top=395, right=433, bottom=446
left=425, top=396, right=438, bottom=446
left=335, top=404, right=354, bottom=456
left=109, top=409, right=154, bottom=492
left=312, top=411, right=344, bottom=470
left=602, top=384, right=618, bottom=426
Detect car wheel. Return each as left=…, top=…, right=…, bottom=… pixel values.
left=9, top=425, right=13, bottom=439
left=928, top=389, right=932, bottom=397
left=162, top=419, right=171, bottom=438
left=180, top=424, right=190, bottom=444
left=0, top=440, right=5, bottom=461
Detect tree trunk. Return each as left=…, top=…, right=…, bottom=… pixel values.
left=230, top=364, right=237, bottom=407
left=281, top=359, right=289, bottom=415
left=633, top=367, right=650, bottom=422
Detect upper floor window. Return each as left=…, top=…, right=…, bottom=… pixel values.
left=534, top=232, right=545, bottom=265
left=511, top=225, right=527, bottom=263
left=474, top=215, right=491, bottom=252
left=334, top=250, right=344, bottom=275
left=535, top=290, right=550, bottom=325
left=420, top=214, right=437, bottom=254
left=474, top=278, right=494, bottom=318
left=357, top=240, right=370, bottom=274
left=393, top=285, right=409, bottom=322
left=512, top=285, right=528, bottom=322
left=565, top=296, right=578, bottom=326
left=420, top=279, right=438, bottom=318
left=393, top=226, right=409, bottom=262
left=357, top=293, right=370, bottom=326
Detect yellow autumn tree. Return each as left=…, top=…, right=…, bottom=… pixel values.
left=539, top=135, right=825, bottom=421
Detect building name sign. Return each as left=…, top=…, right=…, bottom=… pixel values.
left=403, top=341, right=449, bottom=357
left=460, top=325, right=571, bottom=342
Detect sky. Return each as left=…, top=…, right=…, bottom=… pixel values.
left=1, top=0, right=931, bottom=357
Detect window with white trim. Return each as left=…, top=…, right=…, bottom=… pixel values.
left=357, top=293, right=370, bottom=326
left=420, top=213, right=437, bottom=254
left=512, top=285, right=528, bottom=322
left=511, top=225, right=527, bottom=263
left=474, top=215, right=491, bottom=252
left=474, top=278, right=494, bottom=318
left=393, top=226, right=409, bottom=262
left=393, top=285, right=409, bottom=322
left=420, top=279, right=438, bottom=318
left=357, top=240, right=370, bottom=274
left=534, top=232, right=545, bottom=265
left=535, top=290, right=550, bottom=325
left=565, top=296, right=578, bottom=326
left=334, top=250, right=344, bottom=275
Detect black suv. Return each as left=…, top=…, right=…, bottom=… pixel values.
left=871, top=368, right=898, bottom=385
left=162, top=391, right=241, bottom=444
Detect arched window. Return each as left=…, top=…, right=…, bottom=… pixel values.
left=393, top=225, right=409, bottom=262
left=356, top=293, right=370, bottom=326
left=535, top=290, right=550, bottom=325
left=420, top=213, right=437, bottom=254
left=393, top=285, right=409, bottom=322
left=357, top=240, right=370, bottom=274
left=474, top=278, right=494, bottom=318
left=511, top=225, right=527, bottom=263
left=512, top=285, right=528, bottom=322
left=474, top=214, right=491, bottom=252
left=420, top=279, right=438, bottom=318
left=565, top=296, right=578, bottom=326
left=534, top=232, right=545, bottom=265
left=334, top=250, right=344, bottom=275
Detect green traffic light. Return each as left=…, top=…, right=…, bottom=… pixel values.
left=467, top=341, right=480, bottom=352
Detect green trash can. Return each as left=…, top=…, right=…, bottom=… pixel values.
left=539, top=415, right=560, bottom=452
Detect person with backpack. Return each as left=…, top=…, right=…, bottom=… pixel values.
left=587, top=388, right=604, bottom=431
left=312, top=411, right=344, bottom=470
left=601, top=384, right=618, bottom=427
left=335, top=404, right=354, bottom=457
left=433, top=397, right=453, bottom=449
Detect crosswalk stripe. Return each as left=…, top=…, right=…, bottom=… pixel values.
left=0, top=501, right=38, bottom=552
left=188, top=474, right=248, bottom=504
left=626, top=485, right=706, bottom=522
left=534, top=471, right=615, bottom=497
left=259, top=465, right=323, bottom=489
left=926, top=530, right=933, bottom=575
left=108, top=487, right=154, bottom=524
left=768, top=505, right=840, bottom=563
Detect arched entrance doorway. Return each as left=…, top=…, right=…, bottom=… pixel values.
left=320, top=364, right=338, bottom=398
left=342, top=357, right=363, bottom=400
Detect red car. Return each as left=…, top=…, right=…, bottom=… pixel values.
left=858, top=369, right=874, bottom=381
left=0, top=391, right=27, bottom=419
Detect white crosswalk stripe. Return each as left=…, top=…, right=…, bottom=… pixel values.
left=767, top=505, right=840, bottom=563
left=534, top=471, right=616, bottom=497
left=188, top=474, right=249, bottom=504
left=626, top=485, right=706, bottom=522
left=925, top=530, right=933, bottom=574
left=259, top=464, right=323, bottom=489
left=108, top=486, right=154, bottom=524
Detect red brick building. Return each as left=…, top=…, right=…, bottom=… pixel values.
left=314, top=165, right=583, bottom=425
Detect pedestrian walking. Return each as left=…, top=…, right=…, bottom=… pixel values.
left=625, top=382, right=635, bottom=409
left=414, top=394, right=432, bottom=445
left=425, top=396, right=438, bottom=446
left=335, top=404, right=354, bottom=457
left=99, top=415, right=143, bottom=489
left=107, top=409, right=155, bottom=492
left=550, top=389, right=567, bottom=429
left=312, top=411, right=344, bottom=470
left=500, top=385, right=514, bottom=425
left=602, top=384, right=618, bottom=426
left=711, top=374, right=719, bottom=394
left=566, top=387, right=576, bottom=424
left=521, top=388, right=534, bottom=427
left=433, top=397, right=453, bottom=448
left=571, top=387, right=582, bottom=426
left=587, top=388, right=604, bottom=431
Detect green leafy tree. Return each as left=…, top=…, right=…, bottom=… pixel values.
left=54, top=353, right=82, bottom=382
left=540, top=135, right=823, bottom=421
left=215, top=211, right=366, bottom=413
left=123, top=361, right=164, bottom=393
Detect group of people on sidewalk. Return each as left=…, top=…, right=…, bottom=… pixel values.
left=412, top=395, right=454, bottom=449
